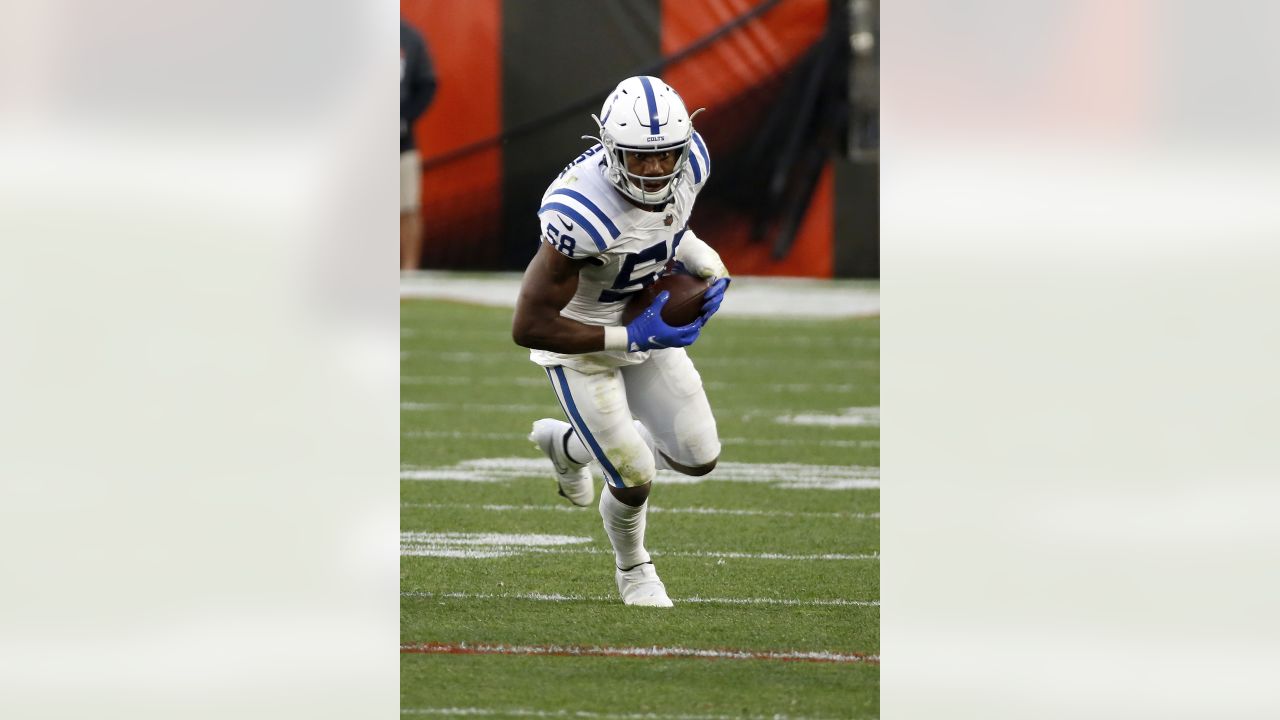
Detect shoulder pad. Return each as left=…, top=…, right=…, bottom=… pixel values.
left=538, top=180, right=625, bottom=258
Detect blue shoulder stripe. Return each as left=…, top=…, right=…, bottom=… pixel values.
left=688, top=151, right=703, bottom=185
left=539, top=202, right=608, bottom=252
left=549, top=188, right=620, bottom=238
left=692, top=132, right=710, bottom=177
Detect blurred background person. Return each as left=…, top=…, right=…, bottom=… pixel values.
left=401, top=17, right=437, bottom=271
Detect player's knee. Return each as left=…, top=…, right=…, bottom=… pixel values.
left=610, top=442, right=657, bottom=488
left=687, top=456, right=717, bottom=476
left=671, top=432, right=720, bottom=476
left=618, top=465, right=656, bottom=487
left=666, top=454, right=717, bottom=477
left=608, top=480, right=651, bottom=507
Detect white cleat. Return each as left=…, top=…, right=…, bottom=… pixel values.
left=529, top=418, right=594, bottom=507
left=616, top=562, right=674, bottom=608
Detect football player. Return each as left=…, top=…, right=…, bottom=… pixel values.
left=512, top=76, right=731, bottom=608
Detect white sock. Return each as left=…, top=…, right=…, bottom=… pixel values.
left=599, top=488, right=651, bottom=569
left=560, top=425, right=590, bottom=466
left=633, top=420, right=671, bottom=472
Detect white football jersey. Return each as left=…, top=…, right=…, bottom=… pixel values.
left=529, top=133, right=712, bottom=371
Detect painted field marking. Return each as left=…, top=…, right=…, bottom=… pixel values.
left=399, top=533, right=877, bottom=561
left=400, top=641, right=878, bottom=665
left=402, top=590, right=879, bottom=608
left=403, top=431, right=529, bottom=441
left=401, top=501, right=878, bottom=520
left=402, top=430, right=878, bottom=450
left=775, top=407, right=880, bottom=427
left=399, top=532, right=592, bottom=559
left=400, top=457, right=879, bottom=490
left=401, top=708, right=850, bottom=720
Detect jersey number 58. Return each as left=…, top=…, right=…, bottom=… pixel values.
left=598, top=241, right=667, bottom=302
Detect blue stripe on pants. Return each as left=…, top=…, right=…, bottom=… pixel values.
left=549, top=366, right=624, bottom=487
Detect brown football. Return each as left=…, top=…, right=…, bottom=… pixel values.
left=621, top=270, right=711, bottom=326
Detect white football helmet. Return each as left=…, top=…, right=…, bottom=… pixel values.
left=588, top=76, right=703, bottom=206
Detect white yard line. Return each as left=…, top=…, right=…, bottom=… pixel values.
left=401, top=641, right=877, bottom=665
left=399, top=533, right=877, bottom=561
left=403, top=408, right=883, bottom=430
left=402, top=590, right=879, bottom=608
left=401, top=430, right=879, bottom=449
left=400, top=457, right=879, bottom=490
left=403, top=431, right=529, bottom=441
left=401, top=501, right=877, bottom=520
left=771, top=407, right=881, bottom=428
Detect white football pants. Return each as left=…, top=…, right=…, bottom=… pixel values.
left=543, top=348, right=721, bottom=488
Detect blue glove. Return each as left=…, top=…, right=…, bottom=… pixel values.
left=699, top=277, right=731, bottom=325
left=625, top=291, right=705, bottom=352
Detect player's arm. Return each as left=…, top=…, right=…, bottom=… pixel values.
left=675, top=227, right=729, bottom=280
left=675, top=228, right=731, bottom=324
left=512, top=242, right=611, bottom=353
left=513, top=241, right=704, bottom=353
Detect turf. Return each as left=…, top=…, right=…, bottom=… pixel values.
left=401, top=299, right=879, bottom=718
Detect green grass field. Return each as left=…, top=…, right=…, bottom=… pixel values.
left=401, top=297, right=880, bottom=719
